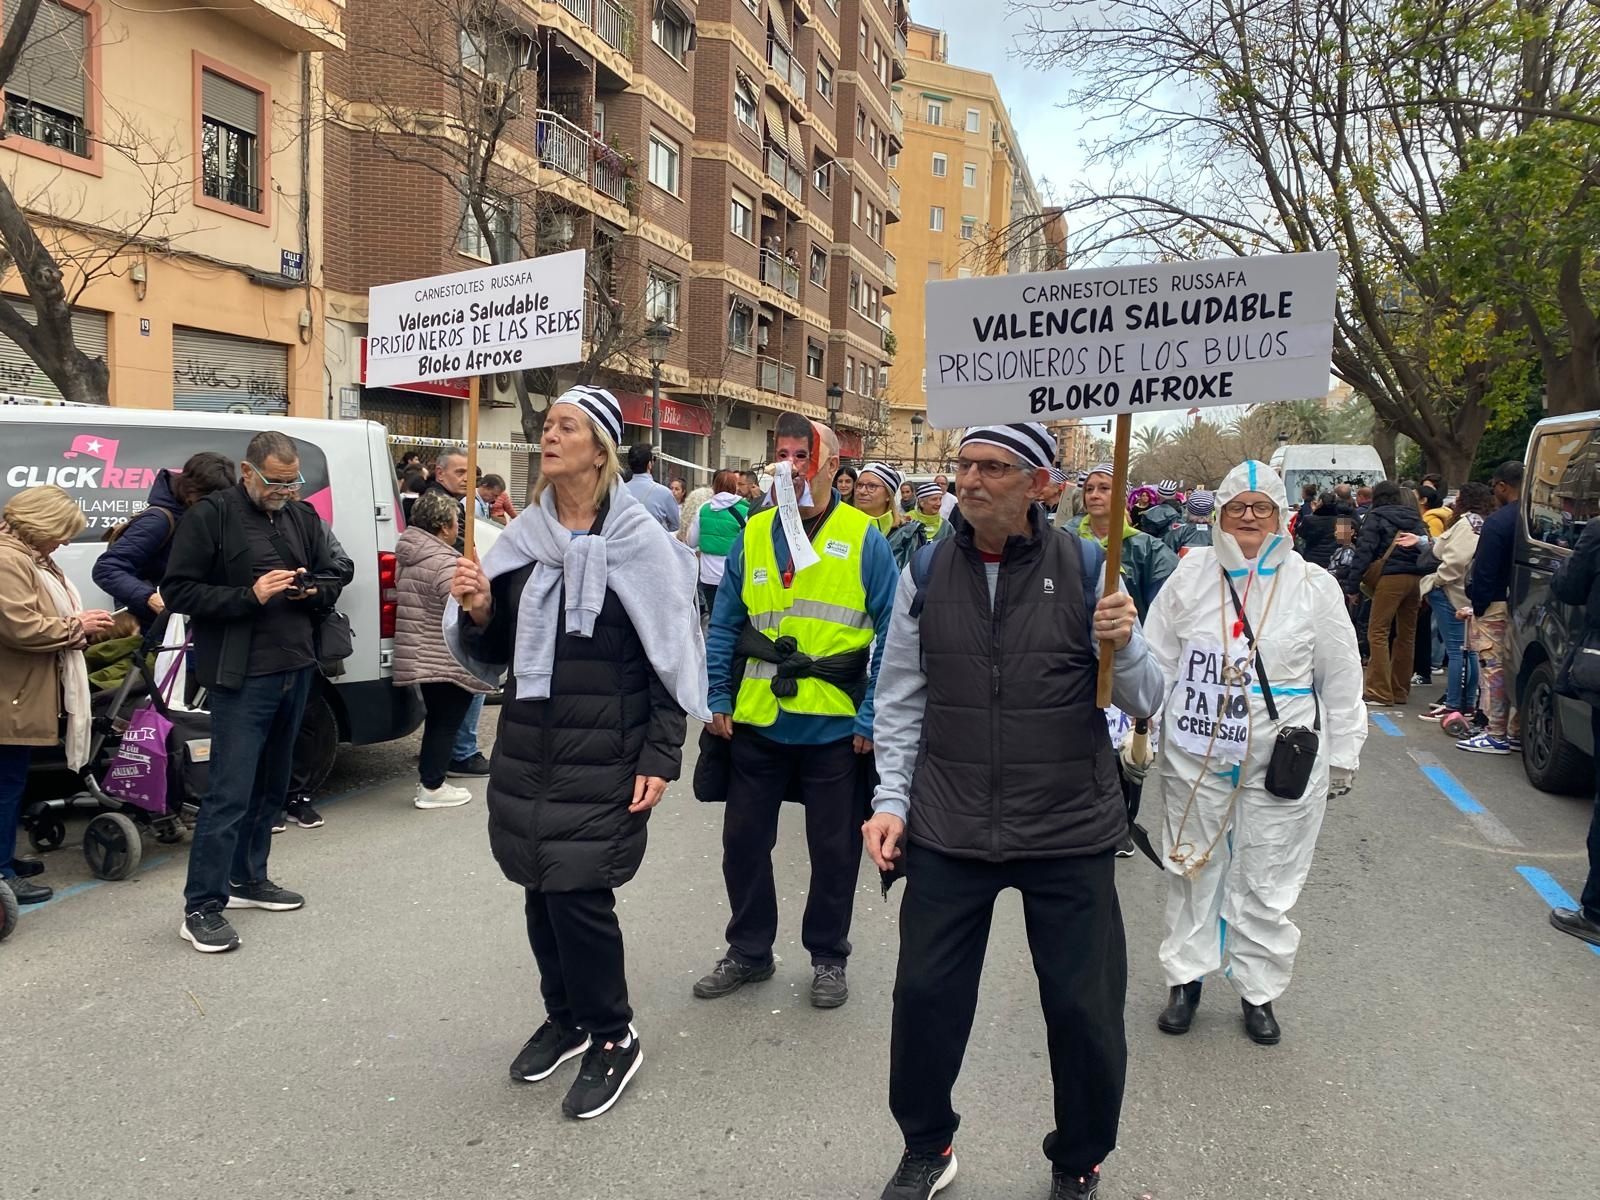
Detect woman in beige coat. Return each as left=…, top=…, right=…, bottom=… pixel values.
left=394, top=490, right=493, bottom=810
left=0, top=486, right=114, bottom=910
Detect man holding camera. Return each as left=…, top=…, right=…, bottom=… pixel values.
left=162, top=431, right=347, bottom=954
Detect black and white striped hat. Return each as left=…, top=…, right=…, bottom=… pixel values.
left=551, top=385, right=623, bottom=447
left=1048, top=467, right=1069, bottom=485
left=1076, top=471, right=1088, bottom=486
left=1186, top=490, right=1215, bottom=517
left=1086, top=461, right=1116, bottom=479
left=1158, top=479, right=1180, bottom=499
left=859, top=461, right=903, bottom=493
left=914, top=480, right=945, bottom=502
left=959, top=423, right=1056, bottom=471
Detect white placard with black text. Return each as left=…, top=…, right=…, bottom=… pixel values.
left=922, top=251, right=1337, bottom=428
left=365, top=249, right=586, bottom=388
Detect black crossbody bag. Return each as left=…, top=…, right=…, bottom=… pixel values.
left=1226, top=576, right=1320, bottom=800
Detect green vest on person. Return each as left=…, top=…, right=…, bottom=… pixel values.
left=698, top=500, right=749, bottom=557
left=733, top=503, right=875, bottom=726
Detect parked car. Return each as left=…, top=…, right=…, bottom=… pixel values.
left=0, top=404, right=424, bottom=792
left=1510, top=411, right=1600, bottom=793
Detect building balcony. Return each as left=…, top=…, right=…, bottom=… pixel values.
left=766, top=35, right=808, bottom=106
left=886, top=177, right=901, bottom=222
left=765, top=144, right=806, bottom=206
left=760, top=248, right=801, bottom=299
left=214, top=0, right=345, bottom=53
left=892, top=23, right=908, bottom=81
left=883, top=252, right=897, bottom=293
left=888, top=100, right=905, bottom=149
left=593, top=146, right=629, bottom=203
left=546, top=0, right=632, bottom=56
left=760, top=354, right=797, bottom=397
left=536, top=109, right=591, bottom=181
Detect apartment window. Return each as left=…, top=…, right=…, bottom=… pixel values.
left=927, top=261, right=943, bottom=280
left=859, top=19, right=868, bottom=53
left=813, top=161, right=832, bottom=196
left=868, top=121, right=880, bottom=162
left=867, top=284, right=879, bottom=321
left=878, top=43, right=890, bottom=87
left=741, top=0, right=759, bottom=11
left=652, top=1, right=692, bottom=63
left=845, top=354, right=856, bottom=391
left=957, top=267, right=974, bottom=278
left=459, top=24, right=532, bottom=83
left=856, top=107, right=866, bottom=139
left=809, top=246, right=828, bottom=286
left=3, top=0, right=90, bottom=159
left=859, top=361, right=872, bottom=396
left=887, top=150, right=898, bottom=169
left=648, top=128, right=680, bottom=194
left=852, top=188, right=862, bottom=226
left=645, top=268, right=681, bottom=326
left=963, top=162, right=977, bottom=187
left=201, top=68, right=265, bottom=212
left=728, top=299, right=755, bottom=354
left=966, top=107, right=981, bottom=133
left=929, top=206, right=944, bottom=232
left=458, top=187, right=517, bottom=262
left=926, top=100, right=943, bottom=125
left=806, top=340, right=825, bottom=380
left=870, top=42, right=882, bottom=79
left=734, top=79, right=758, bottom=131
left=960, top=216, right=976, bottom=240
left=931, top=153, right=947, bottom=178
left=816, top=57, right=833, bottom=103
left=848, top=271, right=860, bottom=310
left=865, top=203, right=878, bottom=243
left=730, top=189, right=755, bottom=241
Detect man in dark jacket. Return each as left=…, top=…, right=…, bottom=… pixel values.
left=863, top=423, right=1166, bottom=1200
left=1339, top=480, right=1428, bottom=705
left=1549, top=517, right=1600, bottom=947
left=1296, top=492, right=1342, bottom=571
left=92, top=453, right=235, bottom=627
left=1458, top=460, right=1525, bottom=753
left=162, top=431, right=346, bottom=954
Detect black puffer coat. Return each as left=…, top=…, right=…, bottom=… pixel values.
left=458, top=562, right=687, bottom=892
left=1339, top=502, right=1428, bottom=593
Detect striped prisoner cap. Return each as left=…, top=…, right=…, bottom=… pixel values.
left=859, top=461, right=902, bottom=493
left=1048, top=468, right=1069, bottom=485
left=1086, top=461, right=1115, bottom=480
left=552, top=385, right=623, bottom=447
left=1186, top=491, right=1215, bottom=517
left=959, top=422, right=1056, bottom=471
left=1076, top=471, right=1088, bottom=486
left=914, top=480, right=944, bottom=502
left=1158, top=479, right=1180, bottom=499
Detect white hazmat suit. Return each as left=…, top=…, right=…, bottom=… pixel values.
left=1143, top=460, right=1366, bottom=1005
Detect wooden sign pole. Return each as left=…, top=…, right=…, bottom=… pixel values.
left=1095, top=413, right=1133, bottom=708
left=464, top=374, right=481, bottom=560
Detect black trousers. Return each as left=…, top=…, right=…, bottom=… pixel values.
left=417, top=681, right=476, bottom=789
left=722, top=729, right=862, bottom=967
left=889, top=844, right=1127, bottom=1176
left=525, top=888, right=632, bottom=1043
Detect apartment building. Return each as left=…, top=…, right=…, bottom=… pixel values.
left=324, top=0, right=903, bottom=486
left=881, top=21, right=1052, bottom=466
left=0, top=1, right=337, bottom=413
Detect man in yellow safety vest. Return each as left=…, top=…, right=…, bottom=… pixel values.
left=694, top=413, right=899, bottom=1010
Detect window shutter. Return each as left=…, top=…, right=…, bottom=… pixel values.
left=0, top=295, right=106, bottom=403
left=6, top=1, right=87, bottom=118
left=172, top=327, right=288, bottom=415
left=763, top=97, right=789, bottom=155
left=202, top=70, right=261, bottom=137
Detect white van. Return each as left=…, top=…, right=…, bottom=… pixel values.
left=1268, top=443, right=1387, bottom=501
left=0, top=404, right=424, bottom=789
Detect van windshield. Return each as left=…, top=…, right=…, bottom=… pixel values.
left=1284, top=468, right=1381, bottom=500
left=1, top=424, right=332, bottom=540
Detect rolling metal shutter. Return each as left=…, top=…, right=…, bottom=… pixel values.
left=0, top=295, right=107, bottom=403
left=172, top=327, right=288, bottom=415
left=4, top=1, right=87, bottom=117
left=764, top=97, right=789, bottom=154
left=201, top=70, right=260, bottom=136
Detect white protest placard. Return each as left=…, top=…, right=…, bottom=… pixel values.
left=1169, top=639, right=1253, bottom=764
left=923, top=250, right=1337, bottom=428
left=365, top=249, right=586, bottom=387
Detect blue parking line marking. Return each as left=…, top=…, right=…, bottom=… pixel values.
left=1419, top=764, right=1484, bottom=814
left=1371, top=714, right=1403, bottom=736
left=1516, top=866, right=1600, bottom=958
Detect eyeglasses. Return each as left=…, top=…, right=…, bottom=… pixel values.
left=956, top=458, right=1028, bottom=480
left=245, top=461, right=304, bottom=492
left=1221, top=500, right=1279, bottom=519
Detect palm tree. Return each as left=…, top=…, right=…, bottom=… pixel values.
left=1132, top=424, right=1171, bottom=458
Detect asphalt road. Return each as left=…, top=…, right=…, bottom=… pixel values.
left=7, top=697, right=1598, bottom=1200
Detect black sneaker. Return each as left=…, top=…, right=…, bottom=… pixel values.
left=1049, top=1165, right=1101, bottom=1199
left=692, top=956, right=775, bottom=999
left=8, top=857, right=45, bottom=878
left=510, top=1019, right=591, bottom=1082
left=271, top=817, right=287, bottom=835
left=181, top=909, right=241, bottom=953
left=6, top=876, right=52, bottom=904
left=560, top=1029, right=643, bottom=1119
left=227, top=880, right=305, bottom=911
left=447, top=753, right=491, bottom=778
left=1114, top=833, right=1136, bottom=858
left=285, top=798, right=324, bottom=829
left=811, top=963, right=849, bottom=1008
left=881, top=1147, right=958, bottom=1199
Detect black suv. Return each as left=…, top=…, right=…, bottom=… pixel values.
left=1510, top=412, right=1599, bottom=793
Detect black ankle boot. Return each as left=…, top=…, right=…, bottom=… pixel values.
left=1242, top=999, right=1281, bottom=1045
left=1157, top=980, right=1202, bottom=1034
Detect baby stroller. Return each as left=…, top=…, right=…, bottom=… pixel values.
left=22, top=621, right=211, bottom=882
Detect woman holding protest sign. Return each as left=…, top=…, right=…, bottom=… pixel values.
left=1141, top=460, right=1365, bottom=1046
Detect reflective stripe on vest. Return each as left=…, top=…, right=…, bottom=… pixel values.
left=734, top=503, right=874, bottom=726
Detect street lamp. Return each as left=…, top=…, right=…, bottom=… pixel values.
left=910, top=411, right=924, bottom=472
left=644, top=318, right=674, bottom=456
left=826, top=383, right=843, bottom=422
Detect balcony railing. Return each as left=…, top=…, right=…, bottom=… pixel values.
left=884, top=252, right=896, bottom=283
left=593, top=0, right=631, bottom=51
left=536, top=109, right=590, bottom=180
left=760, top=249, right=801, bottom=299
left=765, top=144, right=805, bottom=202
left=556, top=0, right=590, bottom=21
left=759, top=355, right=797, bottom=397
left=593, top=148, right=628, bottom=202
left=204, top=170, right=263, bottom=212
left=888, top=178, right=901, bottom=211
left=889, top=100, right=904, bottom=141
left=766, top=36, right=807, bottom=104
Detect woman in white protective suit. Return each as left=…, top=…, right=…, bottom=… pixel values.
left=1141, top=459, right=1366, bottom=1045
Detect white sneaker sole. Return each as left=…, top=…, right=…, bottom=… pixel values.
left=180, top=922, right=239, bottom=953
left=930, top=1152, right=958, bottom=1195
left=516, top=1035, right=591, bottom=1082
left=225, top=895, right=304, bottom=912
left=569, top=1046, right=644, bottom=1119
left=414, top=794, right=473, bottom=810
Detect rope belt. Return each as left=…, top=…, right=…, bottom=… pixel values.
left=735, top=623, right=870, bottom=706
